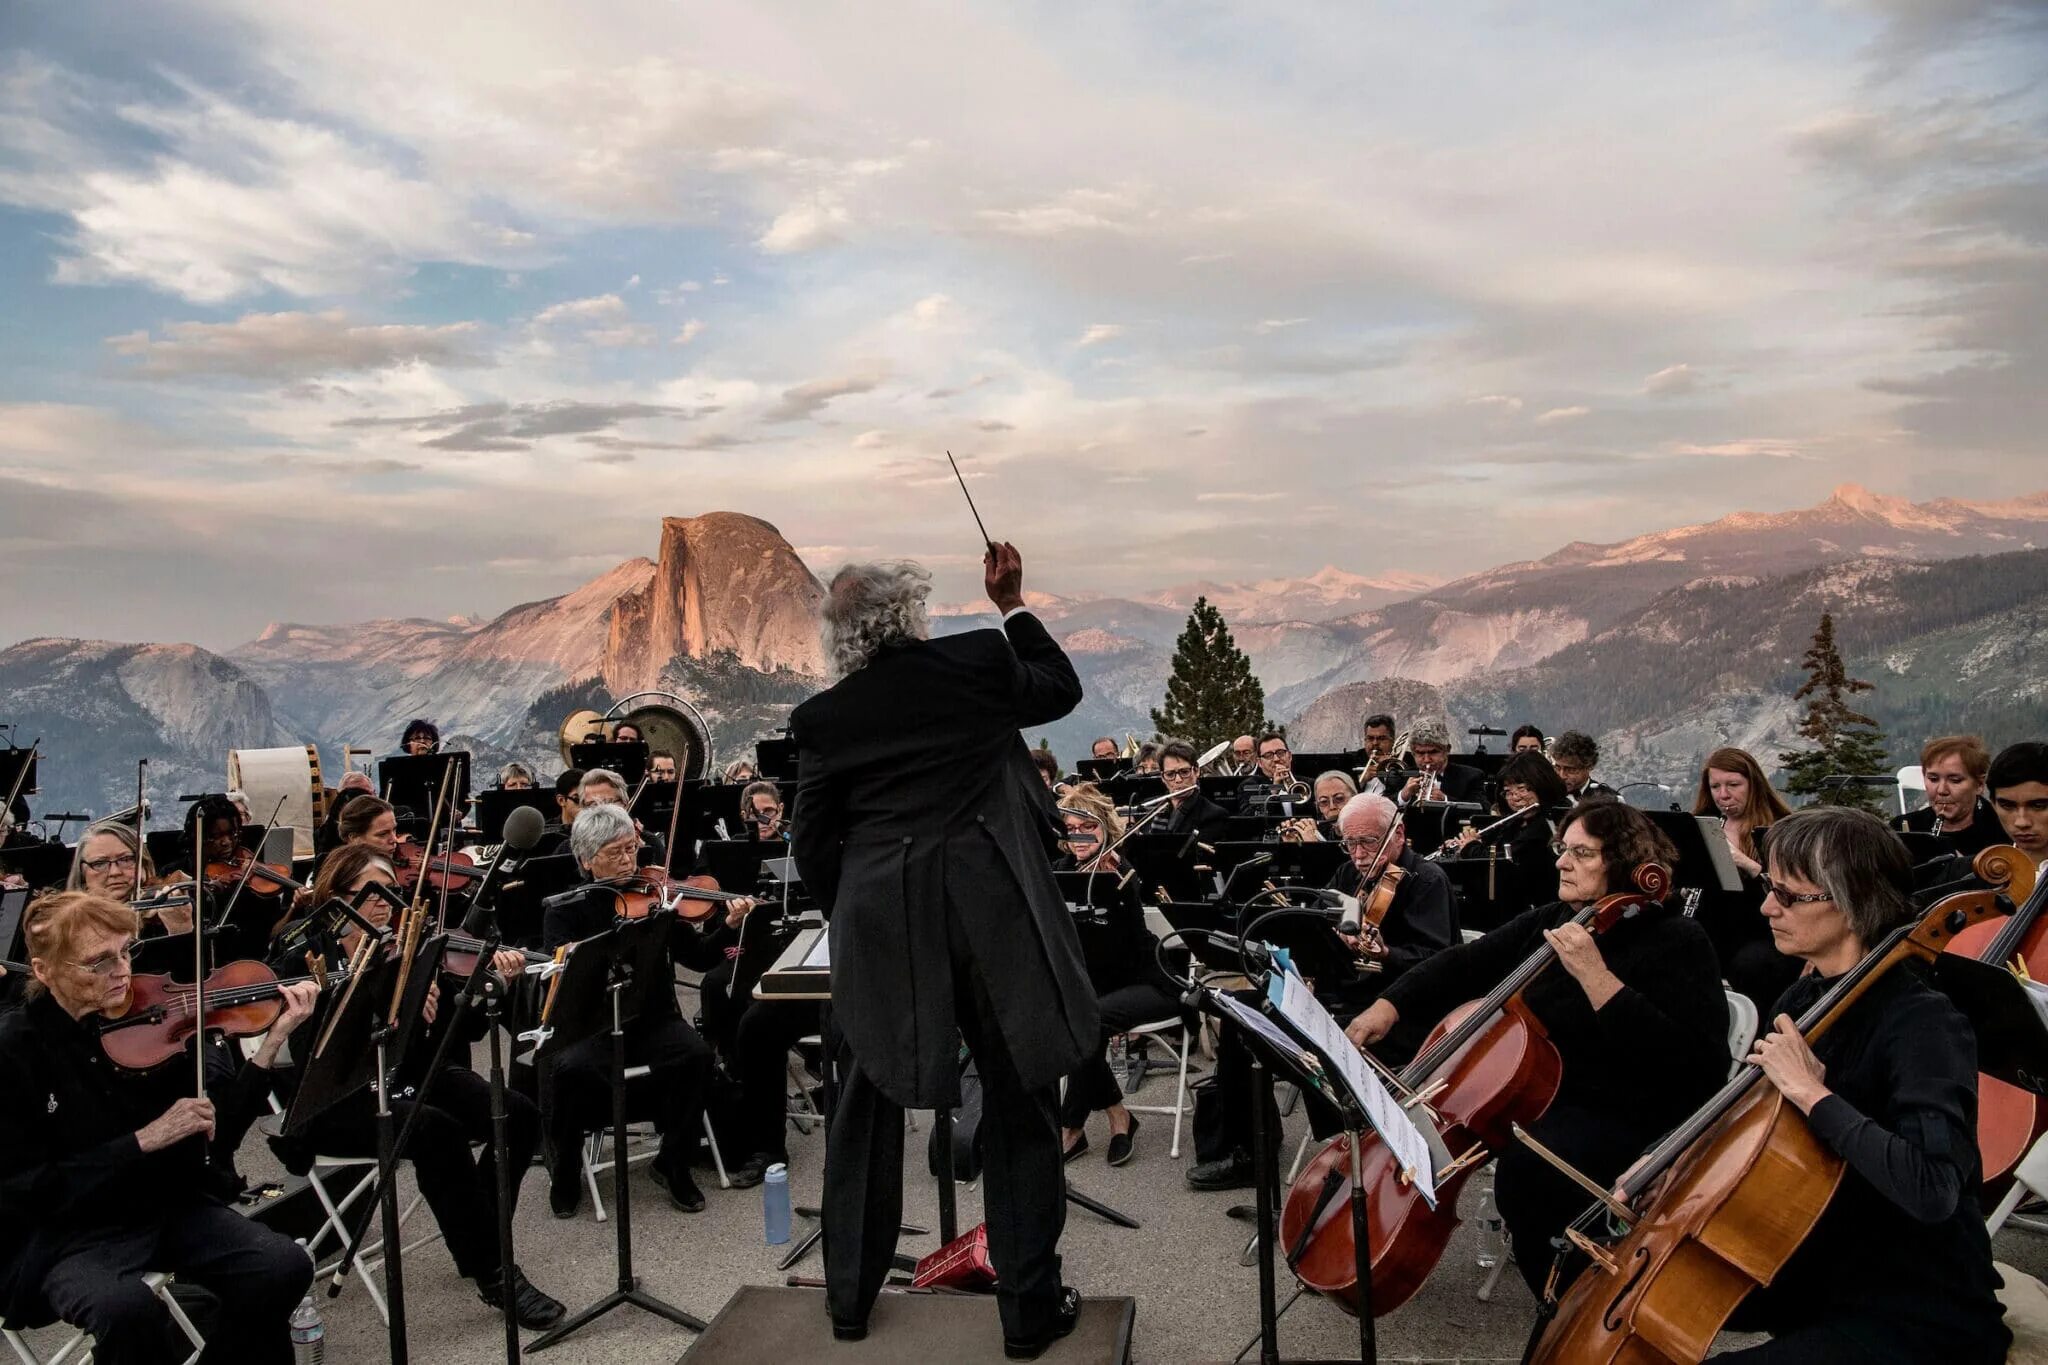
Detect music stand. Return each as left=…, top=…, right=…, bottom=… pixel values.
left=1643, top=811, right=1740, bottom=892
left=379, top=752, right=471, bottom=824
left=525, top=915, right=707, bottom=1350
left=754, top=735, right=798, bottom=780
left=0, top=746, right=36, bottom=799
left=1896, top=830, right=1951, bottom=867
left=0, top=841, right=70, bottom=891
left=473, top=788, right=555, bottom=841
left=1400, top=801, right=1484, bottom=858
left=1076, top=758, right=1127, bottom=783
left=569, top=740, right=648, bottom=787
left=699, top=839, right=772, bottom=896
left=1289, top=751, right=1364, bottom=781
left=1121, top=834, right=1214, bottom=904
left=1, top=886, right=28, bottom=962
left=1929, top=954, right=2048, bottom=1097
left=1257, top=842, right=1347, bottom=888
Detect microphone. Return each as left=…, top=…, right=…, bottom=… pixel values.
left=1332, top=890, right=1363, bottom=937
left=460, top=806, right=546, bottom=938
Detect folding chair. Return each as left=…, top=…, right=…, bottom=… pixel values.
left=1, top=1271, right=204, bottom=1365
left=580, top=1064, right=731, bottom=1222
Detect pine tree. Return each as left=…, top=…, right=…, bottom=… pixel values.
left=1151, top=597, right=1271, bottom=746
left=1778, top=611, right=1890, bottom=812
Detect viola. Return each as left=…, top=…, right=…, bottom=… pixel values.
left=442, top=931, right=553, bottom=979
left=1278, top=864, right=1670, bottom=1317
left=601, top=869, right=748, bottom=922
left=1528, top=878, right=2006, bottom=1364
left=97, top=960, right=346, bottom=1071
left=1938, top=845, right=2044, bottom=1192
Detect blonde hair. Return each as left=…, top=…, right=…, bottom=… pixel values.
left=1058, top=783, right=1126, bottom=843
left=65, top=821, right=156, bottom=891
left=22, top=891, right=139, bottom=997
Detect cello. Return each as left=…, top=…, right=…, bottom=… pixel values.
left=1527, top=875, right=2008, bottom=1364
left=1277, top=862, right=1670, bottom=1316
left=1939, top=846, right=2044, bottom=1189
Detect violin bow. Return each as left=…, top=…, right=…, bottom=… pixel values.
left=412, top=756, right=457, bottom=919
left=0, top=737, right=36, bottom=831
left=191, top=803, right=209, bottom=1157
left=214, top=794, right=289, bottom=943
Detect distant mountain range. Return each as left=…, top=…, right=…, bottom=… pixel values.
left=5, top=484, right=2046, bottom=827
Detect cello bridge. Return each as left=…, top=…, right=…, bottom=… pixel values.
left=1565, top=1228, right=1620, bottom=1276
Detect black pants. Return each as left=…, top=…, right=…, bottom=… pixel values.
left=697, top=958, right=742, bottom=1057
left=39, top=1204, right=311, bottom=1365
left=1494, top=1100, right=1660, bottom=1298
left=309, top=1066, right=539, bottom=1280
left=545, top=1014, right=713, bottom=1174
left=731, top=997, right=822, bottom=1162
left=823, top=911, right=1066, bottom=1343
left=1059, top=981, right=1181, bottom=1128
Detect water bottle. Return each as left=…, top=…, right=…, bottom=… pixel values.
left=289, top=1294, right=325, bottom=1365
left=1473, top=1177, right=1504, bottom=1270
left=763, top=1162, right=791, bottom=1245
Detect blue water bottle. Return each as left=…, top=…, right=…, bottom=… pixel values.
left=763, top=1162, right=791, bottom=1245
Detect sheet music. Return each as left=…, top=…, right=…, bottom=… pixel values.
left=1267, top=970, right=1438, bottom=1208
left=801, top=929, right=831, bottom=970
left=1213, top=990, right=1309, bottom=1063
left=1693, top=816, right=1745, bottom=892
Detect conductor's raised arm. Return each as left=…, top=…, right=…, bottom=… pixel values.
left=986, top=541, right=1082, bottom=726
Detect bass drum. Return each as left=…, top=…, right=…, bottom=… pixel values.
left=228, top=744, right=326, bottom=858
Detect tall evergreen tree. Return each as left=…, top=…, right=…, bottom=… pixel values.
left=1778, top=610, right=1890, bottom=812
left=1151, top=597, right=1271, bottom=746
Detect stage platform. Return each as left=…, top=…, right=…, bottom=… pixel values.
left=679, top=1285, right=1136, bottom=1363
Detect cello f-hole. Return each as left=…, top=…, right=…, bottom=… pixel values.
left=1602, top=1245, right=1651, bottom=1332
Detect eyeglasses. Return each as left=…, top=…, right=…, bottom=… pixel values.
left=1551, top=843, right=1602, bottom=864
left=1762, top=877, right=1833, bottom=907
left=1339, top=835, right=1390, bottom=853
left=69, top=942, right=138, bottom=976
left=1161, top=767, right=1197, bottom=784
left=80, top=853, right=139, bottom=874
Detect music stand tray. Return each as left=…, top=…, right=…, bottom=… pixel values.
left=283, top=939, right=411, bottom=1136
left=0, top=841, right=71, bottom=892
left=474, top=788, right=556, bottom=841
left=378, top=753, right=471, bottom=825
left=569, top=740, right=648, bottom=788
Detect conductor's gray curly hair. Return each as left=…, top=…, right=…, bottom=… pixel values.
left=822, top=561, right=932, bottom=678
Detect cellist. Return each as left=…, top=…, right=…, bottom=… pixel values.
left=1345, top=799, right=1727, bottom=1295
left=1714, top=807, right=2007, bottom=1361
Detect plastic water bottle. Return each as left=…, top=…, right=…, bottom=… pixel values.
left=289, top=1294, right=325, bottom=1365
left=763, top=1162, right=791, bottom=1245
left=1473, top=1177, right=1504, bottom=1270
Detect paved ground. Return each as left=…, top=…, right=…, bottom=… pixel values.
left=19, top=983, right=2048, bottom=1363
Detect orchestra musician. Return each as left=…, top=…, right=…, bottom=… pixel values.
left=401, top=719, right=440, bottom=756
left=1279, top=770, right=1357, bottom=843
left=1511, top=724, right=1546, bottom=754
left=1443, top=750, right=1565, bottom=920
left=1346, top=799, right=1727, bottom=1295
left=333, top=795, right=400, bottom=861
left=1548, top=730, right=1615, bottom=801
left=1159, top=740, right=1231, bottom=839
left=65, top=820, right=156, bottom=905
left=1394, top=721, right=1485, bottom=805
left=721, top=758, right=759, bottom=785
left=611, top=721, right=643, bottom=746
left=177, top=795, right=278, bottom=962
left=790, top=546, right=1095, bottom=1355
left=1990, top=742, right=2048, bottom=867
left=1131, top=742, right=1163, bottom=776
left=1711, top=807, right=2008, bottom=1362
left=1029, top=748, right=1063, bottom=790
left=579, top=768, right=667, bottom=868
left=1089, top=737, right=1120, bottom=765
left=0, top=891, right=320, bottom=1365
left=540, top=802, right=747, bottom=1216
left=1188, top=792, right=1457, bottom=1191
left=649, top=751, right=679, bottom=785
left=1238, top=732, right=1307, bottom=815
left=1693, top=747, right=1799, bottom=1013
left=1359, top=714, right=1399, bottom=796
left=1053, top=785, right=1180, bottom=1167
left=1892, top=735, right=2002, bottom=859
left=1229, top=734, right=1256, bottom=773
left=498, top=762, right=537, bottom=791
left=271, top=847, right=566, bottom=1327
left=738, top=781, right=786, bottom=842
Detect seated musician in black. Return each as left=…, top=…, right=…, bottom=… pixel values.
left=1892, top=733, right=2003, bottom=860
left=739, top=780, right=788, bottom=843
left=68, top=815, right=210, bottom=978
left=1693, top=747, right=1799, bottom=1014
left=1991, top=741, right=2048, bottom=867
left=178, top=795, right=284, bottom=963
left=401, top=718, right=440, bottom=756
left=0, top=891, right=319, bottom=1365
left=540, top=801, right=755, bottom=1215
left=1721, top=807, right=2008, bottom=1362
left=1187, top=792, right=1457, bottom=1191
left=1442, top=750, right=1564, bottom=927
left=1347, top=799, right=1727, bottom=1295
left=1053, top=785, right=1181, bottom=1166
left=267, top=844, right=565, bottom=1326
left=578, top=768, right=668, bottom=869
left=1159, top=740, right=1231, bottom=839
left=1393, top=720, right=1486, bottom=806
left=1548, top=730, right=1615, bottom=802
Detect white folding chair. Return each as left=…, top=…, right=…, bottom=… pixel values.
left=1897, top=765, right=1927, bottom=818
left=2, top=1271, right=204, bottom=1365
left=1988, top=1131, right=2048, bottom=1238
left=787, top=1034, right=825, bottom=1135
left=1724, top=989, right=1760, bottom=1079
left=581, top=1064, right=731, bottom=1221
left=301, top=1155, right=432, bottom=1325
left=1122, top=1015, right=1199, bottom=1158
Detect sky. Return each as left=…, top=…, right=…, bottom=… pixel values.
left=1, top=0, right=2044, bottom=650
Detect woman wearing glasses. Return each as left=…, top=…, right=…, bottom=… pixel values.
left=1443, top=751, right=1567, bottom=927
left=1346, top=799, right=1727, bottom=1296
left=1711, top=807, right=2008, bottom=1362
left=66, top=820, right=157, bottom=903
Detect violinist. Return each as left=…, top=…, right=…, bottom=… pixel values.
left=539, top=802, right=747, bottom=1214
left=268, top=847, right=567, bottom=1327
left=333, top=795, right=400, bottom=860
left=578, top=768, right=667, bottom=868
left=1511, top=724, right=1546, bottom=755
left=1714, top=807, right=2008, bottom=1362
left=498, top=762, right=537, bottom=791
left=178, top=795, right=280, bottom=961
left=1443, top=750, right=1564, bottom=918
left=1346, top=800, right=1727, bottom=1295
left=1187, top=794, right=1457, bottom=1192
left=1160, top=740, right=1231, bottom=839
left=1893, top=734, right=2002, bottom=859
left=1693, top=747, right=1799, bottom=1013
left=1055, top=786, right=1180, bottom=1166
left=1991, top=741, right=2048, bottom=867
left=1394, top=721, right=1485, bottom=805
left=401, top=718, right=440, bottom=756
left=0, top=891, right=319, bottom=1365
left=65, top=820, right=156, bottom=905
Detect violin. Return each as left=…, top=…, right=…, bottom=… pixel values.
left=97, top=959, right=346, bottom=1071
left=205, top=846, right=298, bottom=897
left=600, top=868, right=749, bottom=923
left=1528, top=877, right=2006, bottom=1363
left=1278, top=865, right=1669, bottom=1317
left=391, top=836, right=482, bottom=895
left=442, top=931, right=553, bottom=979
left=1938, top=845, right=2043, bottom=1193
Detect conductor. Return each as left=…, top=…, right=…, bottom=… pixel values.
left=792, top=543, right=1099, bottom=1358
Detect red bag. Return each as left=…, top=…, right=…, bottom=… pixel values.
left=912, top=1223, right=996, bottom=1290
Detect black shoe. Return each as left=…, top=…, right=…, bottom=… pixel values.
left=1186, top=1150, right=1254, bottom=1191
left=547, top=1161, right=582, bottom=1219
left=1004, top=1287, right=1081, bottom=1360
left=1061, top=1133, right=1089, bottom=1163
left=476, top=1264, right=567, bottom=1330
left=727, top=1155, right=771, bottom=1190
left=650, top=1159, right=706, bottom=1212
left=1106, top=1115, right=1139, bottom=1167
left=831, top=1318, right=868, bottom=1342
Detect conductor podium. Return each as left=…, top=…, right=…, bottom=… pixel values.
left=680, top=1285, right=1136, bottom=1364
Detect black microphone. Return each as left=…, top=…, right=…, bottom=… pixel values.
left=460, top=806, right=546, bottom=938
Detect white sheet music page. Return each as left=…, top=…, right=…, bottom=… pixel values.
left=1269, top=970, right=1438, bottom=1208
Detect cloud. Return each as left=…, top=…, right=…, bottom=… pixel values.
left=976, top=419, right=1015, bottom=432
left=928, top=374, right=998, bottom=399
left=337, top=400, right=699, bottom=451
left=1467, top=394, right=1524, bottom=414
left=583, top=324, right=660, bottom=347
left=1670, top=438, right=1806, bottom=459
left=759, top=194, right=850, bottom=253
left=764, top=371, right=885, bottom=422
left=106, top=311, right=490, bottom=380
left=1534, top=405, right=1591, bottom=424
left=1643, top=364, right=1697, bottom=397
left=1253, top=317, right=1309, bottom=335
left=911, top=294, right=953, bottom=327
left=1076, top=323, right=1124, bottom=348
left=1195, top=491, right=1286, bottom=503
left=534, top=294, right=629, bottom=326
left=851, top=430, right=890, bottom=448
left=674, top=319, right=706, bottom=344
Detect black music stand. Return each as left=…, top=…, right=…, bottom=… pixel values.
left=379, top=752, right=471, bottom=824
left=1896, top=830, right=1952, bottom=867
left=569, top=740, right=648, bottom=787
left=1929, top=954, right=2048, bottom=1097
left=754, top=734, right=798, bottom=780
left=1289, top=750, right=1365, bottom=780
left=699, top=839, right=772, bottom=895
left=1120, top=835, right=1213, bottom=904
left=1076, top=758, right=1128, bottom=783
left=525, top=915, right=707, bottom=1351
left=1, top=886, right=28, bottom=961
left=1400, top=801, right=1485, bottom=858
left=0, top=746, right=36, bottom=799
left=474, top=788, right=555, bottom=841
left=1643, top=811, right=1739, bottom=892
left=494, top=853, right=582, bottom=948
left=0, top=841, right=70, bottom=891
